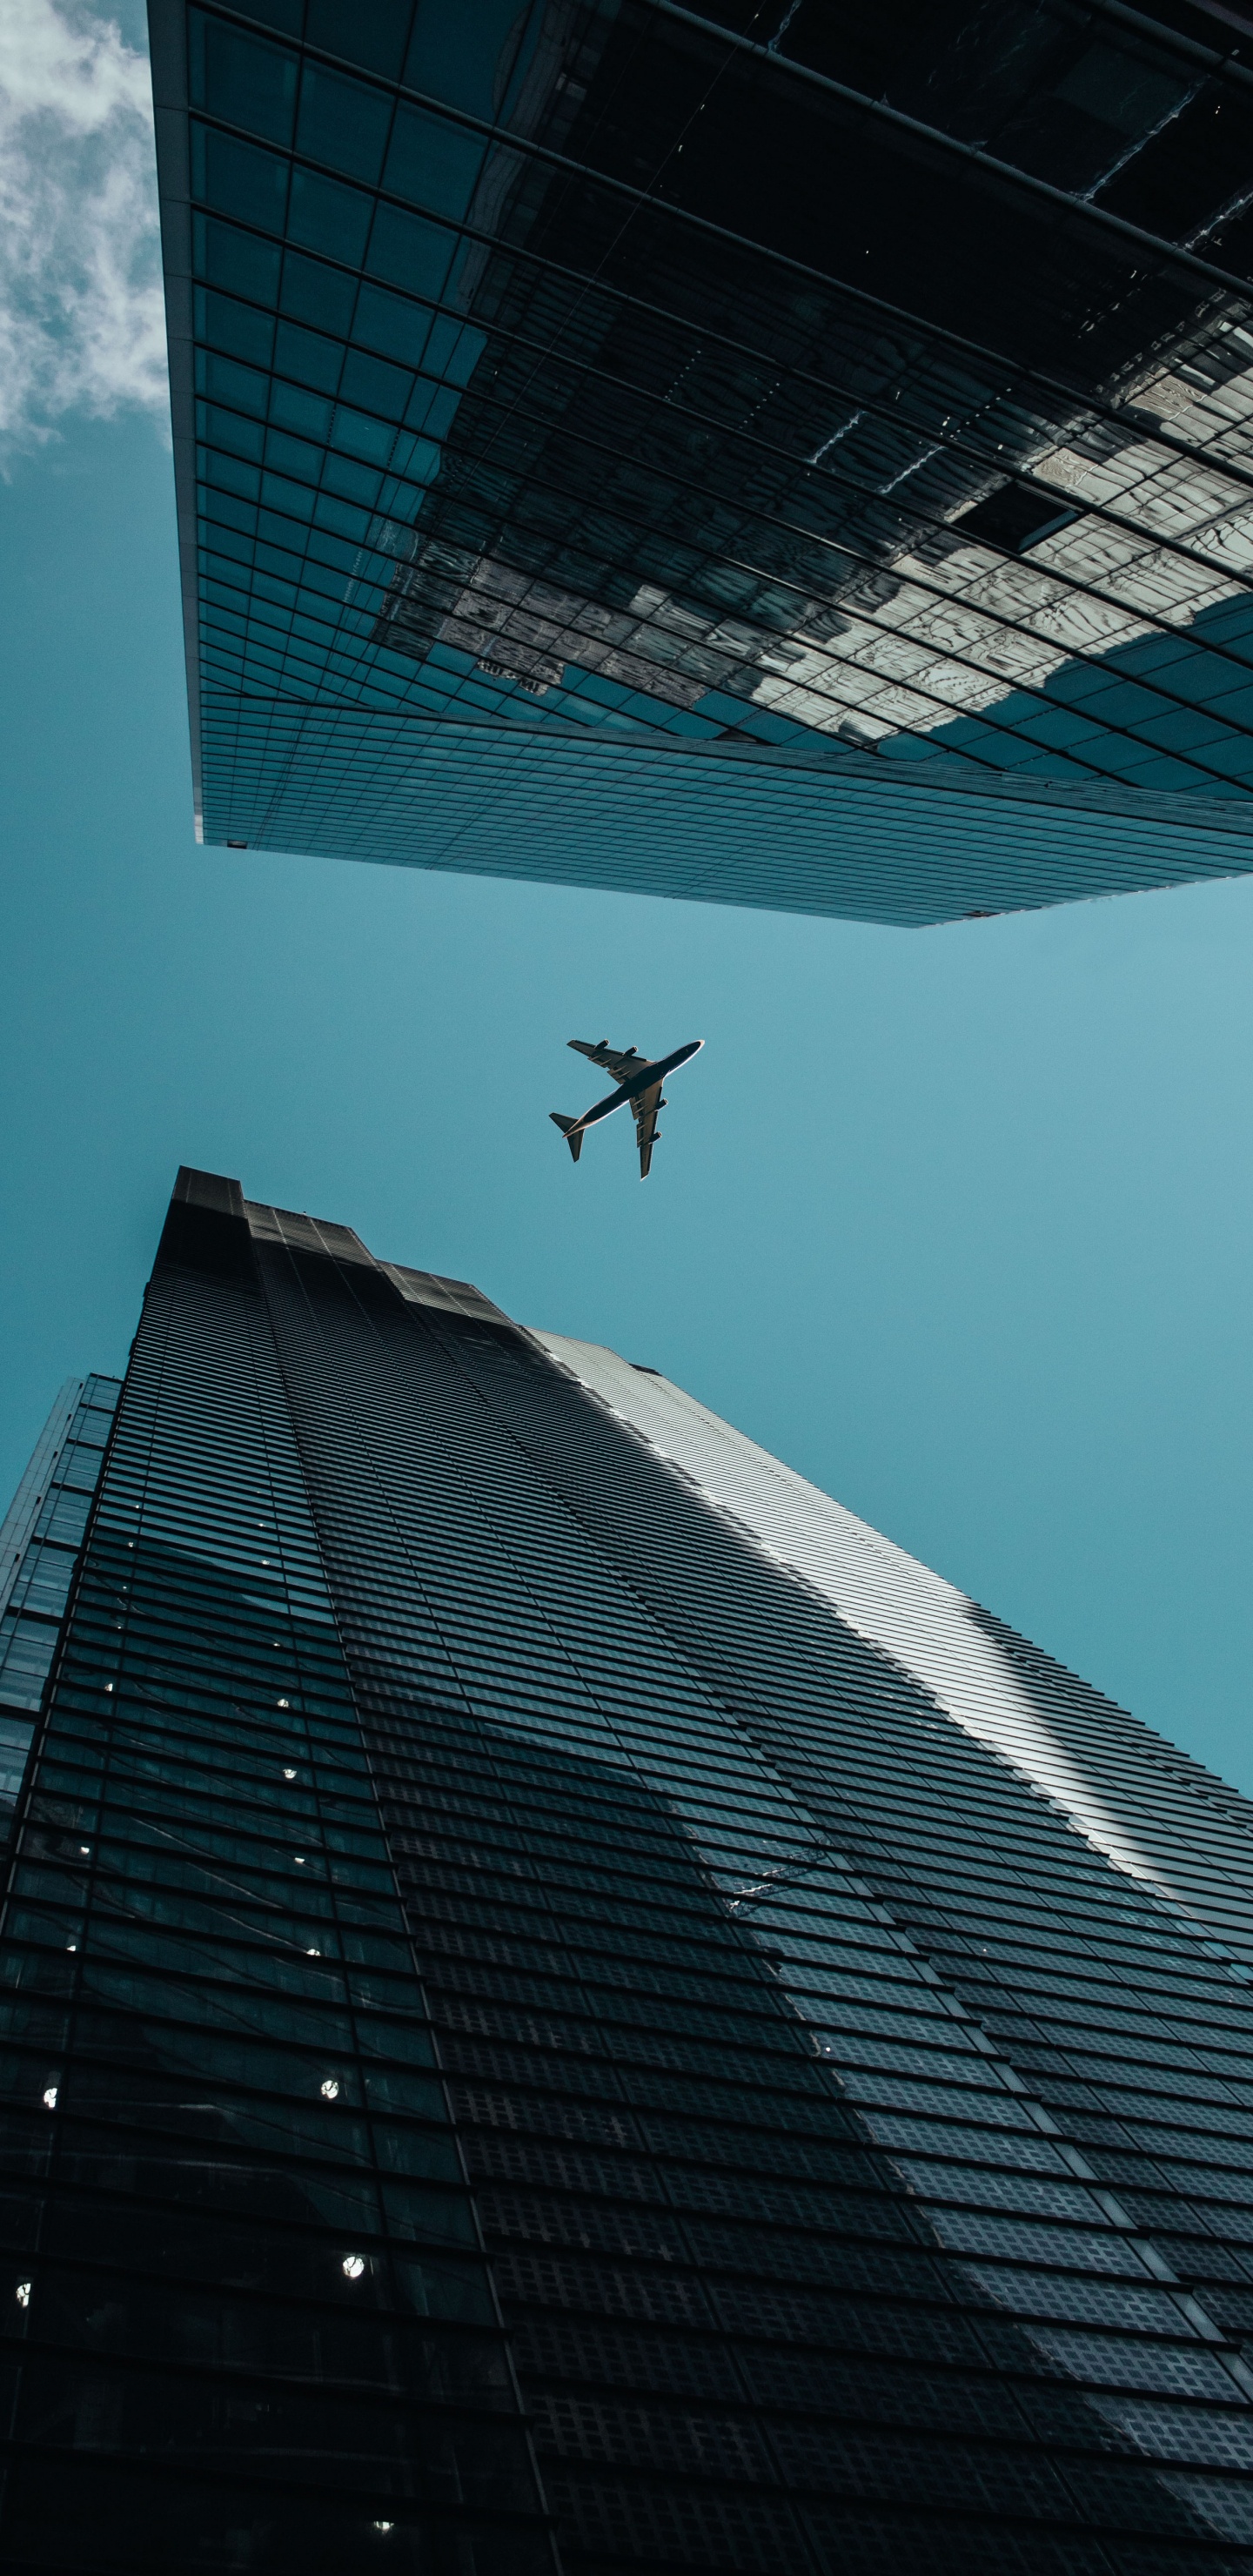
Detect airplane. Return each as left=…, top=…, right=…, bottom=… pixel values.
left=551, top=1036, right=704, bottom=1180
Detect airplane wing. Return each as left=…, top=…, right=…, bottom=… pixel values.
left=633, top=1083, right=663, bottom=1181
left=569, top=1037, right=644, bottom=1081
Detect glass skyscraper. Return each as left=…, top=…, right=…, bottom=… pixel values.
left=0, top=1379, right=121, bottom=1848
left=3, top=1165, right=1253, bottom=2568
left=150, top=0, right=1253, bottom=922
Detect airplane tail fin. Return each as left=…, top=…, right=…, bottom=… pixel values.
left=550, top=1113, right=583, bottom=1164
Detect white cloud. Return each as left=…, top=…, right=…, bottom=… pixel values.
left=0, top=0, right=167, bottom=451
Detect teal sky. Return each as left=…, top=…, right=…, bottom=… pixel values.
left=4, top=406, right=1253, bottom=1795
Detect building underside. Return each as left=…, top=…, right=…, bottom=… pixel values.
left=151, top=0, right=1253, bottom=921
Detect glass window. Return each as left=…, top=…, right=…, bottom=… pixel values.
left=297, top=66, right=393, bottom=186
left=365, top=204, right=456, bottom=302
left=190, top=12, right=298, bottom=147
left=288, top=169, right=374, bottom=267
left=274, top=319, right=344, bottom=394
left=196, top=217, right=282, bottom=308
left=309, top=0, right=412, bottom=83
left=385, top=104, right=484, bottom=220
left=192, top=124, right=290, bottom=235
left=280, top=248, right=356, bottom=335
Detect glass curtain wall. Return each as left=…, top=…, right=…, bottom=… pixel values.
left=4, top=1168, right=1253, bottom=2569
left=0, top=1381, right=121, bottom=1841
left=0, top=1175, right=552, bottom=2576
left=150, top=0, right=1253, bottom=919
left=254, top=1184, right=1253, bottom=2570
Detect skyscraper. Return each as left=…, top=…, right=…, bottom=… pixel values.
left=0, top=1378, right=121, bottom=1844
left=3, top=1165, right=1253, bottom=2568
left=151, top=0, right=1253, bottom=922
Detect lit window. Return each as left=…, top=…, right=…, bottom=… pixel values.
left=283, top=1768, right=297, bottom=1781
left=321, top=2077, right=340, bottom=2100
left=42, top=2086, right=57, bottom=2110
left=342, top=2253, right=365, bottom=2279
left=306, top=1947, right=321, bottom=1956
left=294, top=1855, right=305, bottom=1866
left=278, top=1697, right=290, bottom=1707
left=15, top=2282, right=30, bottom=2308
left=373, top=2523, right=394, bottom=2533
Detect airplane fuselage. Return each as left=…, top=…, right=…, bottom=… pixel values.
left=601, top=1038, right=702, bottom=1117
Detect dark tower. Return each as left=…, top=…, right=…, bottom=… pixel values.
left=3, top=1169, right=1253, bottom=2570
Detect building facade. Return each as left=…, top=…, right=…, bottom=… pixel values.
left=151, top=0, right=1253, bottom=922
left=0, top=1379, right=121, bottom=1844
left=2, top=1168, right=1253, bottom=2567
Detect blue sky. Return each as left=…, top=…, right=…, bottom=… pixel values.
left=5, top=9, right=1253, bottom=1802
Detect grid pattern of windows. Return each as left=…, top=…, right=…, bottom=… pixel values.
left=151, top=0, right=1253, bottom=922
left=534, top=1332, right=1253, bottom=1969
left=249, top=1185, right=1253, bottom=2571
left=0, top=1177, right=553, bottom=2575
left=0, top=1380, right=122, bottom=1838
left=7, top=1165, right=1253, bottom=2569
